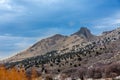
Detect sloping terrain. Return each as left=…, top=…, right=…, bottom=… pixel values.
left=4, top=27, right=95, bottom=62
left=2, top=27, right=120, bottom=79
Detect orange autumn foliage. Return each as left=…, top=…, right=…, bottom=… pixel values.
left=0, top=65, right=28, bottom=80
left=0, top=65, right=41, bottom=80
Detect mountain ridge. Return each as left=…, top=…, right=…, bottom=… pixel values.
left=71, top=27, right=95, bottom=40
left=3, top=27, right=120, bottom=63
left=2, top=27, right=120, bottom=79
left=3, top=27, right=94, bottom=63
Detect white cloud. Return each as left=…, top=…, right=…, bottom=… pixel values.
left=0, top=0, right=24, bottom=11
left=69, top=21, right=75, bottom=27
left=0, top=0, right=26, bottom=23
left=28, top=0, right=64, bottom=5
left=93, top=11, right=120, bottom=29
left=0, top=35, right=37, bottom=48
left=0, top=0, right=64, bottom=23
left=0, top=0, right=12, bottom=10
left=113, top=18, right=120, bottom=24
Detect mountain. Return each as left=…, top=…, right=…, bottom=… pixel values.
left=2, top=27, right=120, bottom=79
left=5, top=34, right=67, bottom=62
left=72, top=27, right=95, bottom=40
left=4, top=27, right=93, bottom=62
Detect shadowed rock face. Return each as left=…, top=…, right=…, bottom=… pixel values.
left=72, top=27, right=95, bottom=40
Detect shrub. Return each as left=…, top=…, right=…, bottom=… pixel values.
left=0, top=65, right=28, bottom=80
left=105, top=63, right=120, bottom=78
left=0, top=65, right=42, bottom=80
left=87, top=67, right=102, bottom=79
left=45, top=75, right=53, bottom=80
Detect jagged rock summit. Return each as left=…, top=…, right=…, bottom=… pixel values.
left=72, top=27, right=94, bottom=40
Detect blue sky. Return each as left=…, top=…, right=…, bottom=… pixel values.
left=0, top=0, right=120, bottom=60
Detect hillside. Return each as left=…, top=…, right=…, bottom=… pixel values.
left=2, top=27, right=120, bottom=79
left=4, top=27, right=95, bottom=63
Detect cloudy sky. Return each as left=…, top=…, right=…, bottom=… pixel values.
left=0, top=0, right=120, bottom=60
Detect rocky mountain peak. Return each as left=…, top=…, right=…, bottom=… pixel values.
left=3, top=27, right=96, bottom=62
left=72, top=27, right=94, bottom=39
left=51, top=34, right=66, bottom=38
left=48, top=34, right=67, bottom=41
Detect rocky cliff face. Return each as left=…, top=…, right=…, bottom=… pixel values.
left=72, top=27, right=95, bottom=40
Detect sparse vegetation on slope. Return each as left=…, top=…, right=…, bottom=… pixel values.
left=2, top=27, right=120, bottom=79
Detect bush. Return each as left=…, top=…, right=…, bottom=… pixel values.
left=0, top=65, right=28, bottom=80
left=87, top=67, right=102, bottom=79
left=0, top=65, right=42, bottom=80
left=105, top=63, right=120, bottom=78
left=45, top=75, right=53, bottom=80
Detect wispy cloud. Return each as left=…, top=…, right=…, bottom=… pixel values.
left=0, top=0, right=26, bottom=23
left=93, top=11, right=120, bottom=29
left=89, top=11, right=120, bottom=35
left=0, top=35, right=38, bottom=59
left=29, top=0, right=63, bottom=5
left=0, top=0, right=12, bottom=11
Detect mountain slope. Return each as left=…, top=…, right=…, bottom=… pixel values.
left=4, top=27, right=94, bottom=62
left=3, top=27, right=120, bottom=79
